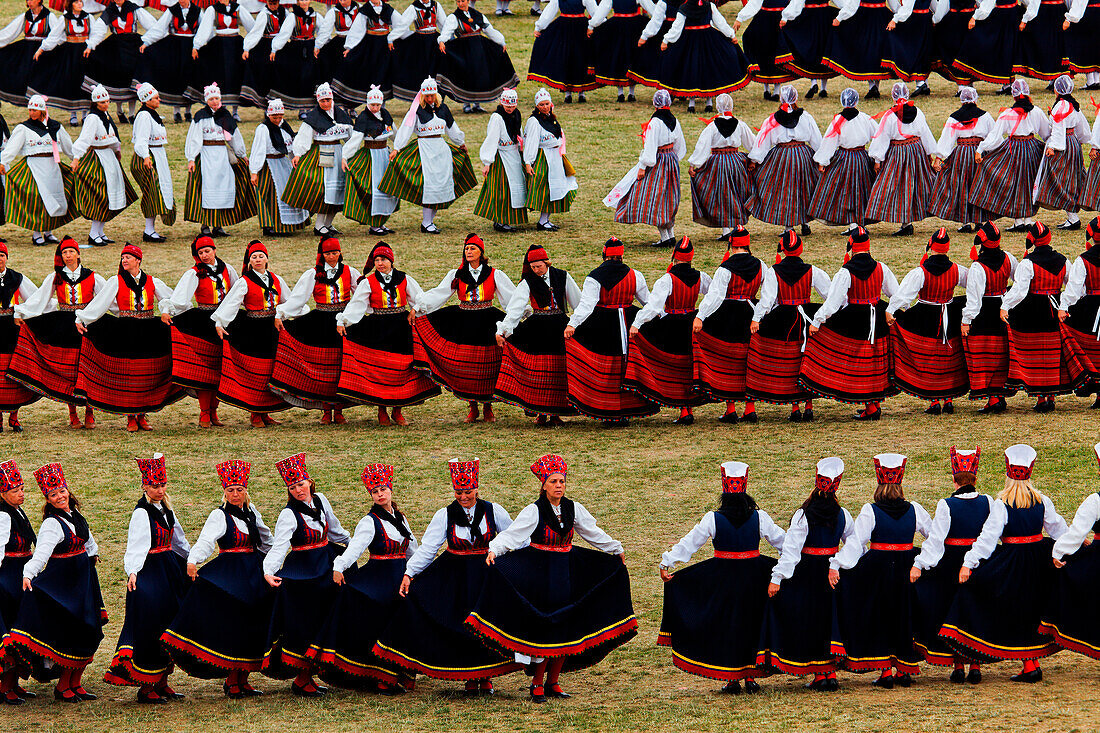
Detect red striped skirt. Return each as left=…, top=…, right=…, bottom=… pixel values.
left=75, top=316, right=184, bottom=414
left=690, top=148, right=752, bottom=228
left=615, top=146, right=680, bottom=228
left=969, top=136, right=1043, bottom=220
left=412, top=305, right=503, bottom=403
left=0, top=316, right=39, bottom=410
left=800, top=304, right=895, bottom=403
left=890, top=322, right=969, bottom=399
left=338, top=310, right=440, bottom=407
left=745, top=303, right=820, bottom=404
left=962, top=297, right=1014, bottom=398
left=864, top=137, right=934, bottom=224
left=1033, top=137, right=1084, bottom=213
left=566, top=306, right=658, bottom=419
left=1063, top=322, right=1100, bottom=382
left=748, top=142, right=819, bottom=227
left=928, top=138, right=987, bottom=223
left=494, top=311, right=576, bottom=415
left=169, top=307, right=222, bottom=393
left=692, top=299, right=754, bottom=402
left=269, top=309, right=347, bottom=409
left=1007, top=323, right=1091, bottom=395
left=624, top=312, right=703, bottom=407
left=216, top=312, right=288, bottom=414
left=809, top=146, right=873, bottom=226
left=8, top=311, right=84, bottom=404
left=1080, top=159, right=1100, bottom=211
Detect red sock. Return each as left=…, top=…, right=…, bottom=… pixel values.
left=743, top=401, right=756, bottom=415
left=531, top=661, right=546, bottom=687
left=953, top=655, right=966, bottom=671
left=970, top=663, right=981, bottom=671
left=546, top=658, right=565, bottom=686
left=679, top=407, right=692, bottom=417
left=805, top=399, right=813, bottom=410
left=293, top=670, right=313, bottom=688
left=723, top=401, right=737, bottom=415
left=71, top=666, right=85, bottom=689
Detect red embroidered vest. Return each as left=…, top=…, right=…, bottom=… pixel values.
left=599, top=270, right=637, bottom=308
left=918, top=263, right=959, bottom=304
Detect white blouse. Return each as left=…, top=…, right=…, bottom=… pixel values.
left=1001, top=259, right=1066, bottom=312
left=636, top=117, right=686, bottom=167
left=660, top=510, right=786, bottom=569
left=633, top=271, right=713, bottom=328
left=977, top=107, right=1050, bottom=155
left=885, top=263, right=970, bottom=315
left=935, top=112, right=996, bottom=160
left=688, top=119, right=756, bottom=168
left=810, top=264, right=900, bottom=328
left=24, top=514, right=99, bottom=580
left=188, top=504, right=274, bottom=565
left=912, top=492, right=995, bottom=570
left=416, top=266, right=516, bottom=314
left=496, top=271, right=582, bottom=337
left=751, top=265, right=832, bottom=321
left=749, top=111, right=821, bottom=163
left=696, top=257, right=766, bottom=322
left=960, top=254, right=1018, bottom=324
left=962, top=495, right=1067, bottom=569
left=404, top=502, right=513, bottom=577
left=770, top=508, right=855, bottom=585
left=567, top=270, right=650, bottom=327
left=830, top=501, right=932, bottom=570
left=15, top=269, right=107, bottom=320
left=276, top=264, right=363, bottom=320
left=336, top=271, right=426, bottom=327
left=262, top=492, right=352, bottom=576
left=210, top=271, right=290, bottom=329
left=123, top=502, right=191, bottom=576
left=867, top=107, right=938, bottom=162
left=332, top=510, right=419, bottom=573
left=1053, top=492, right=1100, bottom=561
left=488, top=500, right=623, bottom=556
left=813, top=112, right=877, bottom=166
left=159, top=263, right=240, bottom=317
left=74, top=273, right=173, bottom=326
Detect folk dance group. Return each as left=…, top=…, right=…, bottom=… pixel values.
left=659, top=444, right=1100, bottom=692
left=0, top=452, right=637, bottom=704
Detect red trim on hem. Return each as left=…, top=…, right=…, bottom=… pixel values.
left=105, top=648, right=170, bottom=685
left=938, top=626, right=1058, bottom=661
left=465, top=613, right=638, bottom=658
left=656, top=632, right=671, bottom=647
left=755, top=650, right=836, bottom=675
left=820, top=58, right=891, bottom=81
left=525, top=73, right=600, bottom=93
left=4, top=631, right=93, bottom=669
left=305, top=646, right=400, bottom=684
left=671, top=653, right=764, bottom=681
left=159, top=631, right=264, bottom=672
left=370, top=642, right=522, bottom=681
left=1011, top=64, right=1062, bottom=82
left=950, top=60, right=1011, bottom=85
left=881, top=60, right=928, bottom=83
left=842, top=655, right=921, bottom=674
left=1037, top=622, right=1100, bottom=660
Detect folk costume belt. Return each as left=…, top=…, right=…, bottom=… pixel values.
left=559, top=12, right=586, bottom=16
left=27, top=153, right=54, bottom=158
left=58, top=304, right=82, bottom=311
left=90, top=143, right=116, bottom=150
left=459, top=302, right=494, bottom=310
left=220, top=546, right=254, bottom=553
left=917, top=298, right=953, bottom=343
left=943, top=537, right=975, bottom=546
left=370, top=552, right=406, bottom=560
left=711, top=146, right=740, bottom=153
left=1009, top=134, right=1034, bottom=141
left=53, top=548, right=88, bottom=559
left=684, top=24, right=710, bottom=29
left=869, top=542, right=913, bottom=551
left=373, top=306, right=409, bottom=314
left=291, top=540, right=329, bottom=552
left=420, top=134, right=443, bottom=139
left=363, top=140, right=389, bottom=149
left=314, top=303, right=347, bottom=312
left=1002, top=534, right=1043, bottom=544
left=533, top=308, right=563, bottom=316
left=245, top=308, right=277, bottom=318
left=203, top=140, right=227, bottom=146
left=531, top=542, right=572, bottom=552
left=3, top=550, right=31, bottom=558
left=714, top=550, right=761, bottom=559
left=665, top=308, right=695, bottom=315
left=957, top=137, right=982, bottom=145
left=148, top=545, right=173, bottom=554
left=119, top=310, right=157, bottom=319
left=657, top=143, right=675, bottom=152
left=802, top=546, right=838, bottom=556
left=0, top=308, right=13, bottom=317
left=777, top=141, right=804, bottom=148
left=267, top=153, right=285, bottom=159
left=447, top=547, right=489, bottom=555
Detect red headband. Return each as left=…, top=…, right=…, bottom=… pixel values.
left=1026, top=222, right=1051, bottom=249
left=1087, top=217, right=1100, bottom=248
left=603, top=237, right=624, bottom=257
left=55, top=237, right=80, bottom=267
left=526, top=246, right=549, bottom=263
left=121, top=243, right=143, bottom=261
left=464, top=233, right=485, bottom=253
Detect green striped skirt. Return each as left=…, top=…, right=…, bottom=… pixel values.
left=526, top=151, right=576, bottom=214
left=129, top=153, right=176, bottom=225
left=473, top=155, right=528, bottom=226
left=343, top=147, right=399, bottom=226
left=281, top=145, right=343, bottom=215
left=377, top=141, right=477, bottom=209
left=4, top=158, right=78, bottom=231
left=72, top=153, right=138, bottom=223
left=257, top=165, right=308, bottom=233
left=183, top=158, right=258, bottom=228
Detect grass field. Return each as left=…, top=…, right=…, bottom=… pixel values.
left=3, top=2, right=1100, bottom=730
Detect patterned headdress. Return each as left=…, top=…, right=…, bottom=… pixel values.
left=874, top=453, right=907, bottom=485
left=1005, top=444, right=1037, bottom=480
left=27, top=95, right=46, bottom=112
left=530, top=454, right=567, bottom=484
left=136, top=452, right=168, bottom=486
left=670, top=237, right=694, bottom=268
left=216, top=460, right=251, bottom=490
left=361, top=463, right=394, bottom=492
left=91, top=84, right=109, bottom=104
left=121, top=243, right=143, bottom=261
left=315, top=82, right=334, bottom=100
left=266, top=98, right=285, bottom=116
left=449, top=458, right=479, bottom=491
left=1026, top=221, right=1051, bottom=249
left=950, top=446, right=980, bottom=476
left=815, top=457, right=844, bottom=494
left=203, top=83, right=221, bottom=102
left=0, top=460, right=23, bottom=492
left=367, top=85, right=385, bottom=105
left=776, top=229, right=802, bottom=264
left=137, top=82, right=158, bottom=103
left=720, top=461, right=748, bottom=493
left=603, top=237, right=624, bottom=258
left=275, top=452, right=310, bottom=487
left=34, top=463, right=68, bottom=497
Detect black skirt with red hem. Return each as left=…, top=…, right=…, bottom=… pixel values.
left=890, top=300, right=969, bottom=400
left=799, top=302, right=897, bottom=403
left=756, top=553, right=843, bottom=676
left=1060, top=293, right=1100, bottom=390
left=269, top=309, right=348, bottom=410
left=262, top=544, right=340, bottom=680
left=624, top=312, right=704, bottom=408
left=494, top=311, right=576, bottom=416
left=913, top=545, right=974, bottom=666
left=1006, top=294, right=1091, bottom=396
left=338, top=310, right=441, bottom=407
left=566, top=306, right=659, bottom=419
left=0, top=315, right=40, bottom=411
left=692, top=299, right=754, bottom=402
left=412, top=305, right=503, bottom=403
left=962, top=296, right=1016, bottom=399
left=1038, top=541, right=1100, bottom=660
left=215, top=312, right=289, bottom=414
left=169, top=306, right=222, bottom=393
left=8, top=312, right=85, bottom=405
left=746, top=303, right=820, bottom=404
left=75, top=315, right=185, bottom=414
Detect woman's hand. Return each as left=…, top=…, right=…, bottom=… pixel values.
left=960, top=323, right=970, bottom=337
left=832, top=17, right=840, bottom=26
left=1091, top=148, right=1099, bottom=161
left=388, top=42, right=395, bottom=50
left=127, top=573, right=138, bottom=592
left=1063, top=19, right=1070, bottom=30
left=495, top=333, right=506, bottom=347
left=216, top=325, right=227, bottom=339
left=688, top=165, right=695, bottom=177
left=637, top=37, right=645, bottom=46
left=22, top=578, right=31, bottom=591
left=313, top=47, right=320, bottom=58
left=33, top=49, right=43, bottom=61
left=636, top=167, right=646, bottom=180
left=587, top=27, right=594, bottom=36
left=563, top=325, right=575, bottom=339
left=192, top=48, right=199, bottom=60
left=808, top=324, right=819, bottom=335
left=749, top=320, right=759, bottom=334
left=187, top=160, right=196, bottom=173
left=1053, top=558, right=1066, bottom=569
left=269, top=52, right=276, bottom=61
left=250, top=173, right=259, bottom=186
left=974, top=152, right=982, bottom=164
left=187, top=562, right=198, bottom=580
left=909, top=566, right=921, bottom=583
left=968, top=16, right=976, bottom=29
left=485, top=551, right=496, bottom=565
left=659, top=566, right=672, bottom=582
left=885, top=312, right=896, bottom=326
left=660, top=42, right=667, bottom=51
left=160, top=313, right=173, bottom=325
left=767, top=582, right=780, bottom=597
left=629, top=326, right=640, bottom=337
left=692, top=317, right=703, bottom=333
left=482, top=164, right=490, bottom=177
left=438, top=41, right=446, bottom=53
left=264, top=573, right=282, bottom=588
left=83, top=47, right=90, bottom=57
left=525, top=163, right=534, bottom=175
left=999, top=309, right=1009, bottom=323
left=75, top=321, right=88, bottom=335
left=886, top=20, right=895, bottom=30
left=1018, top=21, right=1026, bottom=30
left=144, top=156, right=154, bottom=169
left=1058, top=309, right=1068, bottom=322
left=333, top=570, right=345, bottom=585
left=958, top=566, right=971, bottom=583
left=336, top=324, right=347, bottom=337
left=1045, top=147, right=1056, bottom=158
left=274, top=317, right=284, bottom=331
left=828, top=568, right=840, bottom=588
left=399, top=574, right=412, bottom=596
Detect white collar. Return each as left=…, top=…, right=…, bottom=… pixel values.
left=324, top=264, right=338, bottom=276
left=378, top=270, right=392, bottom=282
left=64, top=265, right=81, bottom=280
left=469, top=264, right=482, bottom=278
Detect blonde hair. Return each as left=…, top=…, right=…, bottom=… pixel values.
left=223, top=488, right=252, bottom=510
left=419, top=93, right=443, bottom=108
left=874, top=483, right=904, bottom=502
left=999, top=477, right=1041, bottom=509
left=144, top=485, right=172, bottom=511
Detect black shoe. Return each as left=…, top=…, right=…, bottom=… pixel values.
left=892, top=223, right=915, bottom=237
left=530, top=7, right=540, bottom=14
left=763, top=90, right=774, bottom=102
left=1046, top=80, right=1056, bottom=91
left=563, top=94, right=572, bottom=104
left=493, top=223, right=517, bottom=233
left=117, top=112, right=129, bottom=124
left=16, top=688, right=35, bottom=699
left=536, top=221, right=559, bottom=232
left=1010, top=668, right=1042, bottom=683
left=44, top=233, right=59, bottom=244
left=530, top=684, right=546, bottom=703
left=379, top=224, right=395, bottom=234
left=687, top=102, right=696, bottom=113
left=156, top=688, right=185, bottom=700
left=871, top=675, right=894, bottom=689
left=313, top=226, right=333, bottom=236
left=925, top=403, right=942, bottom=415
left=995, top=85, right=1012, bottom=95
left=717, top=412, right=739, bottom=424
left=378, top=683, right=405, bottom=696
left=88, top=236, right=109, bottom=247
left=100, top=235, right=115, bottom=244
left=806, top=84, right=819, bottom=99
left=137, top=690, right=168, bottom=705
left=818, top=89, right=828, bottom=98
left=802, top=408, right=814, bottom=421
left=801, top=223, right=812, bottom=236
left=957, top=223, right=975, bottom=233
left=185, top=110, right=192, bottom=121
left=650, top=237, right=674, bottom=248
left=822, top=677, right=840, bottom=691
left=788, top=410, right=802, bottom=422
left=628, top=93, right=636, bottom=102
left=1057, top=220, right=1082, bottom=231
left=866, top=86, right=881, bottom=99
left=950, top=669, right=966, bottom=684
left=704, top=103, right=713, bottom=113
left=291, top=683, right=325, bottom=698
left=546, top=683, right=570, bottom=699
left=1037, top=399, right=1056, bottom=413
left=894, top=673, right=912, bottom=688
left=463, top=103, right=473, bottom=114
left=1007, top=222, right=1030, bottom=232
left=914, top=83, right=931, bottom=96
left=854, top=407, right=881, bottom=421
left=368, top=226, right=387, bottom=236
left=744, top=679, right=761, bottom=694
left=617, top=93, right=626, bottom=103
left=31, top=236, right=46, bottom=246
left=671, top=413, right=694, bottom=425
left=211, top=227, right=229, bottom=238
left=142, top=232, right=167, bottom=243
left=421, top=223, right=441, bottom=234
left=578, top=93, right=586, bottom=103
left=173, top=112, right=183, bottom=124
left=721, top=680, right=742, bottom=695
left=942, top=401, right=954, bottom=414
left=967, top=668, right=982, bottom=684
left=73, top=687, right=97, bottom=701
left=804, top=677, right=825, bottom=690
left=2, top=693, right=24, bottom=705
left=741, top=411, right=758, bottom=424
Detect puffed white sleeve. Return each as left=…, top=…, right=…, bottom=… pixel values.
left=640, top=0, right=666, bottom=38
left=758, top=509, right=786, bottom=552
left=812, top=266, right=832, bottom=299
left=1048, top=103, right=1071, bottom=151
left=565, top=272, right=582, bottom=310
left=123, top=509, right=152, bottom=577
left=534, top=0, right=559, bottom=30
left=659, top=512, right=716, bottom=568
left=271, top=10, right=294, bottom=52
left=814, top=121, right=841, bottom=166
left=1059, top=256, right=1086, bottom=311
left=935, top=118, right=959, bottom=160
left=186, top=510, right=226, bottom=565
left=782, top=0, right=807, bottom=22
left=343, top=12, right=366, bottom=49
left=917, top=110, right=938, bottom=155
left=687, top=124, right=715, bottom=167
left=487, top=503, right=537, bottom=556
left=962, top=500, right=1007, bottom=568
left=1053, top=492, right=1100, bottom=560
left=55, top=125, right=74, bottom=158
left=913, top=498, right=952, bottom=570
left=752, top=267, right=779, bottom=322
left=445, top=114, right=465, bottom=145
left=291, top=123, right=315, bottom=157
left=152, top=276, right=174, bottom=304
left=867, top=120, right=892, bottom=162
left=1000, top=259, right=1033, bottom=312
left=770, top=510, right=807, bottom=584
left=811, top=268, right=851, bottom=326
left=405, top=274, right=426, bottom=311
left=0, top=125, right=26, bottom=168
left=661, top=11, right=685, bottom=43
left=973, top=0, right=996, bottom=21
left=635, top=270, right=650, bottom=305
left=567, top=276, right=600, bottom=327
left=697, top=266, right=730, bottom=321
left=1020, top=0, right=1040, bottom=23
left=415, top=270, right=457, bottom=314
left=892, top=0, right=916, bottom=23
left=481, top=16, right=506, bottom=45
left=437, top=12, right=457, bottom=42
left=315, top=7, right=336, bottom=47
left=210, top=276, right=249, bottom=329
left=171, top=518, right=191, bottom=558
left=977, top=113, right=1007, bottom=154
left=140, top=9, right=171, bottom=45
left=23, top=518, right=62, bottom=580
left=880, top=263, right=900, bottom=299
left=74, top=276, right=120, bottom=326
left=1042, top=494, right=1069, bottom=540
left=335, top=280, right=371, bottom=328
left=275, top=269, right=316, bottom=320
left=15, top=275, right=36, bottom=305
left=932, top=0, right=949, bottom=21
left=479, top=113, right=503, bottom=165
left=261, top=508, right=296, bottom=576
left=254, top=507, right=274, bottom=553
left=961, top=262, right=987, bottom=324
left=86, top=16, right=109, bottom=49
left=589, top=0, right=612, bottom=27
left=184, top=120, right=203, bottom=161
left=16, top=273, right=57, bottom=320
left=737, top=0, right=765, bottom=21
left=38, top=12, right=65, bottom=52
left=243, top=9, right=267, bottom=50
left=831, top=503, right=874, bottom=570
left=333, top=515, right=376, bottom=573
left=886, top=267, right=922, bottom=315
left=522, top=117, right=541, bottom=165
left=496, top=279, right=531, bottom=337
left=673, top=120, right=688, bottom=158
left=710, top=3, right=735, bottom=36
left=835, top=0, right=861, bottom=22
left=638, top=119, right=662, bottom=167
left=572, top=501, right=623, bottom=554
left=249, top=124, right=270, bottom=174
left=318, top=493, right=352, bottom=545
left=492, top=269, right=516, bottom=308
left=913, top=501, right=933, bottom=538
left=71, top=116, right=98, bottom=160
left=0, top=14, right=24, bottom=47
left=404, top=508, right=446, bottom=577
left=633, top=272, right=671, bottom=328
left=1067, top=0, right=1087, bottom=22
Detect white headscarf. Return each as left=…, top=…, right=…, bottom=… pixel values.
left=1054, top=74, right=1074, bottom=96
left=203, top=83, right=221, bottom=102
left=266, top=98, right=285, bottom=116
left=959, top=86, right=978, bottom=104
left=715, top=93, right=733, bottom=115
left=1011, top=78, right=1030, bottom=98
left=778, top=85, right=798, bottom=108
left=652, top=88, right=672, bottom=109
left=891, top=82, right=910, bottom=103
left=136, top=83, right=158, bottom=103
left=840, top=87, right=859, bottom=108
left=91, top=84, right=109, bottom=103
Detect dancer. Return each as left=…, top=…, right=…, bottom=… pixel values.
left=26, top=0, right=93, bottom=124
left=190, top=0, right=254, bottom=110
left=0, top=460, right=34, bottom=705
left=342, top=87, right=399, bottom=236
left=314, top=0, right=359, bottom=95
left=951, top=0, right=1020, bottom=87
left=960, top=222, right=1018, bottom=413
left=1033, top=75, right=1089, bottom=232
left=687, top=92, right=755, bottom=236
left=131, top=83, right=177, bottom=243
left=83, top=0, right=156, bottom=121
left=249, top=99, right=310, bottom=236
left=748, top=86, right=821, bottom=235
left=0, top=245, right=39, bottom=433
left=736, top=0, right=794, bottom=101
left=929, top=86, right=995, bottom=232
left=436, top=0, right=519, bottom=112
left=527, top=0, right=599, bottom=102
left=137, top=0, right=201, bottom=123
left=331, top=0, right=397, bottom=105
left=0, top=0, right=52, bottom=107
left=284, top=83, right=353, bottom=237
left=776, top=0, right=838, bottom=97
left=882, top=0, right=936, bottom=94
left=587, top=0, right=650, bottom=101
left=72, top=84, right=138, bottom=247
left=656, top=0, right=751, bottom=107
left=240, top=0, right=286, bottom=108
left=809, top=87, right=876, bottom=233
left=1057, top=218, right=1100, bottom=404
left=388, top=0, right=445, bottom=101
left=475, top=88, right=528, bottom=232
left=523, top=88, right=577, bottom=232
left=267, top=0, right=320, bottom=110
left=821, top=0, right=892, bottom=93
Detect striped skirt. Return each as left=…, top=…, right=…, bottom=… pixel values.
left=1062, top=294, right=1100, bottom=386
left=0, top=316, right=41, bottom=411
left=338, top=310, right=441, bottom=407
left=343, top=147, right=399, bottom=227
left=748, top=142, right=819, bottom=227
left=494, top=311, right=576, bottom=416
left=692, top=299, right=754, bottom=402
left=129, top=153, right=176, bottom=225
left=799, top=302, right=896, bottom=403
left=75, top=316, right=185, bottom=414
left=566, top=306, right=659, bottom=420
left=615, top=146, right=680, bottom=228
left=962, top=296, right=1014, bottom=399
left=969, top=136, right=1043, bottom=220
left=864, top=137, right=934, bottom=225
left=690, top=147, right=752, bottom=229
left=216, top=312, right=288, bottom=414
left=1081, top=159, right=1100, bottom=211
left=280, top=145, right=342, bottom=215
left=169, top=307, right=222, bottom=393
left=624, top=312, right=704, bottom=408
left=183, top=158, right=258, bottom=228
left=1006, top=294, right=1090, bottom=396
left=7, top=312, right=84, bottom=404
left=378, top=140, right=478, bottom=209
left=4, top=158, right=77, bottom=232
left=526, top=150, right=576, bottom=214
left=73, top=154, right=138, bottom=223
left=809, top=146, right=873, bottom=226
left=745, top=302, right=820, bottom=404
left=474, top=156, right=529, bottom=226
left=928, top=138, right=986, bottom=224
left=270, top=310, right=348, bottom=410
left=890, top=301, right=970, bottom=400
left=1034, top=138, right=1084, bottom=213
left=412, top=305, right=503, bottom=403
left=256, top=165, right=308, bottom=234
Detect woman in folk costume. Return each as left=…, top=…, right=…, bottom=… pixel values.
left=864, top=83, right=937, bottom=238
left=336, top=242, right=440, bottom=425
left=693, top=227, right=763, bottom=424
left=160, top=460, right=275, bottom=699
left=9, top=238, right=104, bottom=428
left=940, top=444, right=1067, bottom=682
left=527, top=0, right=598, bottom=103
left=734, top=0, right=794, bottom=102
left=951, top=0, right=1020, bottom=89
left=137, top=0, right=201, bottom=123
left=267, top=0, right=319, bottom=110
left=131, top=83, right=177, bottom=244
left=270, top=238, right=360, bottom=424
left=307, top=463, right=418, bottom=693
left=249, top=99, right=310, bottom=237
left=0, top=0, right=53, bottom=107
left=655, top=0, right=751, bottom=110
left=909, top=448, right=990, bottom=682
left=436, top=0, right=519, bottom=114
left=468, top=455, right=637, bottom=703
left=342, top=87, right=399, bottom=236
left=756, top=457, right=853, bottom=691
left=929, top=86, right=995, bottom=233
left=1063, top=0, right=1100, bottom=89
left=747, top=231, right=831, bottom=421
left=73, top=245, right=182, bottom=432
left=183, top=83, right=257, bottom=238
left=494, top=244, right=580, bottom=425
left=240, top=0, right=286, bottom=108
left=26, top=0, right=93, bottom=125
left=413, top=234, right=515, bottom=423
left=5, top=463, right=106, bottom=703
left=820, top=0, right=892, bottom=96
left=1082, top=108, right=1100, bottom=213
left=380, top=77, right=477, bottom=234
left=882, top=0, right=937, bottom=95
left=189, top=0, right=254, bottom=111
left=0, top=95, right=75, bottom=247
left=314, top=0, right=359, bottom=96
left=211, top=240, right=290, bottom=426
left=159, top=236, right=238, bottom=428
left=0, top=246, right=39, bottom=434
left=1000, top=222, right=1090, bottom=410
left=748, top=86, right=821, bottom=236
left=261, top=453, right=351, bottom=698
left=613, top=89, right=685, bottom=246
left=72, top=84, right=139, bottom=247
left=801, top=227, right=900, bottom=420
left=564, top=238, right=656, bottom=423
left=658, top=461, right=785, bottom=694
left=1041, top=443, right=1100, bottom=659
left=83, top=0, right=156, bottom=122
left=475, top=88, right=527, bottom=232
left=809, top=88, right=876, bottom=234
left=104, top=453, right=190, bottom=705
left=828, top=454, right=931, bottom=689
left=1034, top=75, right=1090, bottom=232
left=688, top=93, right=755, bottom=237
left=1014, top=0, right=1064, bottom=82
left=332, top=0, right=397, bottom=105
left=524, top=88, right=577, bottom=232
left=1057, top=218, right=1100, bottom=404
left=587, top=0, right=652, bottom=102
left=389, top=0, right=446, bottom=101
left=885, top=229, right=970, bottom=414
left=0, top=462, right=35, bottom=705
left=630, top=0, right=680, bottom=97
left=625, top=238, right=710, bottom=424
left=960, top=222, right=1018, bottom=413
left=776, top=0, right=839, bottom=100
left=373, top=458, right=519, bottom=695
left=284, top=84, right=353, bottom=237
